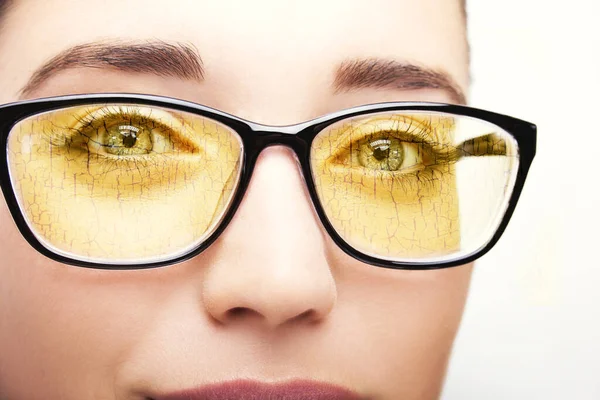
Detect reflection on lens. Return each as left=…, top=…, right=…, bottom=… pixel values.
left=7, top=104, right=243, bottom=264
left=310, top=111, right=519, bottom=263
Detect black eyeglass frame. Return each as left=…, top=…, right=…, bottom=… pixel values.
left=0, top=93, right=536, bottom=270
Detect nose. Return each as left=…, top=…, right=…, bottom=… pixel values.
left=201, top=146, right=337, bottom=329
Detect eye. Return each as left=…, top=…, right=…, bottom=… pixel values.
left=319, top=114, right=458, bottom=176
left=356, top=132, right=426, bottom=172
left=71, top=106, right=199, bottom=157
left=103, top=122, right=153, bottom=156
left=330, top=129, right=436, bottom=174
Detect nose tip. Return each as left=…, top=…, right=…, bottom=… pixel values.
left=203, top=271, right=337, bottom=328
left=200, top=146, right=337, bottom=330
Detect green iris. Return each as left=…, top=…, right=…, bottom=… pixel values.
left=104, top=124, right=153, bottom=155
left=358, top=136, right=404, bottom=171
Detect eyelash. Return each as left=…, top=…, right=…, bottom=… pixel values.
left=381, top=167, right=446, bottom=192
left=40, top=107, right=179, bottom=171
left=74, top=106, right=163, bottom=136
left=339, top=125, right=457, bottom=161
left=336, top=123, right=459, bottom=189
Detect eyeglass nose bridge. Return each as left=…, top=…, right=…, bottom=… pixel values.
left=234, top=128, right=314, bottom=218
left=241, top=128, right=311, bottom=166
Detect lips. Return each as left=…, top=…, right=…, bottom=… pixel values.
left=150, top=379, right=366, bottom=400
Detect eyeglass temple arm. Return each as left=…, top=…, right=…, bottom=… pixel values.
left=455, top=133, right=508, bottom=158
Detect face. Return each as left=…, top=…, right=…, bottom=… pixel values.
left=0, top=0, right=473, bottom=399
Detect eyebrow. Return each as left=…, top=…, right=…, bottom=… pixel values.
left=19, top=40, right=466, bottom=105
left=19, top=40, right=205, bottom=97
left=333, top=58, right=467, bottom=105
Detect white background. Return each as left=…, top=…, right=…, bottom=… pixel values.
left=441, top=1, right=600, bottom=399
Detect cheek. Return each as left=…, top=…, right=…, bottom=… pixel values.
left=315, top=165, right=460, bottom=259
left=0, top=208, right=174, bottom=395
left=330, top=257, right=472, bottom=397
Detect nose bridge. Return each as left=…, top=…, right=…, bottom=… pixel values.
left=200, top=143, right=337, bottom=329
left=243, top=130, right=313, bottom=199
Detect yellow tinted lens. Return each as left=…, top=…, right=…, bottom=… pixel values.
left=310, top=111, right=519, bottom=262
left=7, top=104, right=243, bottom=264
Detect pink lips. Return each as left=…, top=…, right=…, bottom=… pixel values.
left=152, top=379, right=366, bottom=400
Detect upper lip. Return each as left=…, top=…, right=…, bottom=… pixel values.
left=150, top=378, right=366, bottom=400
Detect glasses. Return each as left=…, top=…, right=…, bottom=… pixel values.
left=0, top=93, right=536, bottom=270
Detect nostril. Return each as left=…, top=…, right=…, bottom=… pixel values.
left=224, top=307, right=318, bottom=326
left=290, top=309, right=318, bottom=324
left=228, top=307, right=249, bottom=316
left=226, top=307, right=260, bottom=321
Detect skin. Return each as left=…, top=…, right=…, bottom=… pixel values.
left=0, top=0, right=473, bottom=399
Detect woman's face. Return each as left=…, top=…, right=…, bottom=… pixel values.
left=0, top=0, right=472, bottom=399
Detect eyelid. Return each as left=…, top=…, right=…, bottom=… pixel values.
left=324, top=115, right=439, bottom=160
left=331, top=115, right=446, bottom=148
left=65, top=105, right=202, bottom=152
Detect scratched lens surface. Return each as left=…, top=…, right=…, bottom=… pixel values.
left=7, top=104, right=243, bottom=264
left=310, top=111, right=519, bottom=263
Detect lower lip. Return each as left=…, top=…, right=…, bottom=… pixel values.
left=152, top=379, right=365, bottom=400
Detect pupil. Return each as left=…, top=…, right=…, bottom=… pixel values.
left=372, top=146, right=389, bottom=161
left=122, top=132, right=137, bottom=148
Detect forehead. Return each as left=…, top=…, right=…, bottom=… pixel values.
left=0, top=0, right=468, bottom=119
